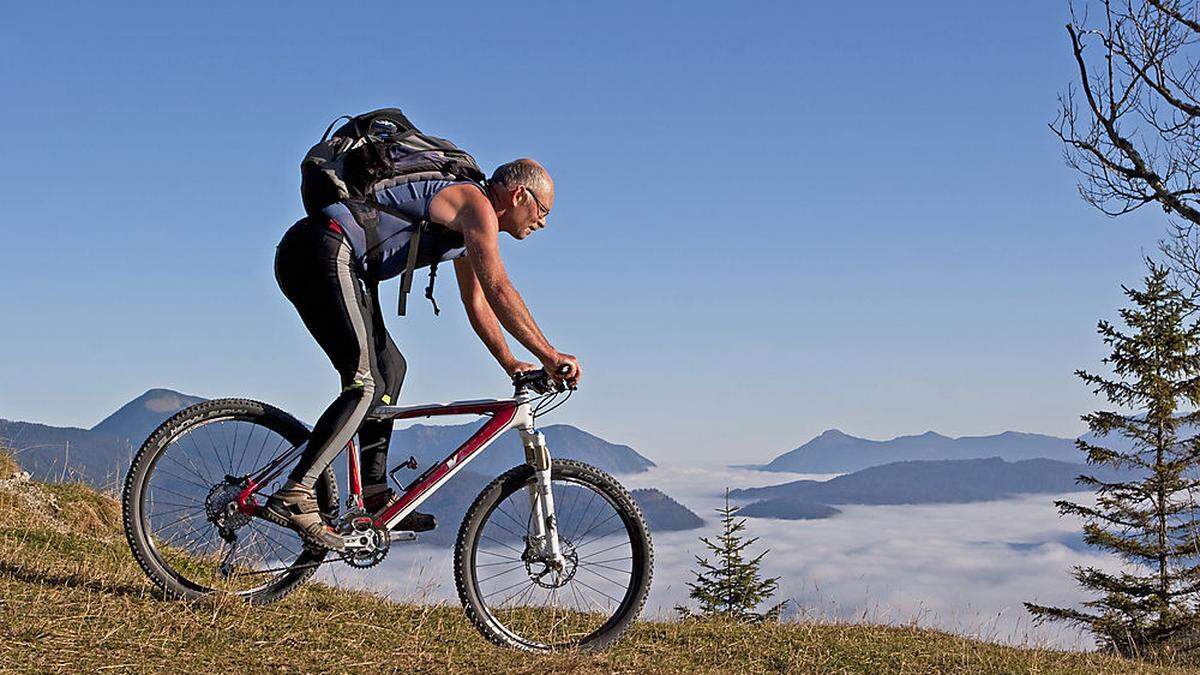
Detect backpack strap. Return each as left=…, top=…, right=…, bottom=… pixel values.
left=320, top=115, right=354, bottom=142
left=344, top=200, right=384, bottom=274
left=356, top=194, right=445, bottom=317
left=397, top=220, right=426, bottom=316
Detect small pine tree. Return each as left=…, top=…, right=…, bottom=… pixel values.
left=678, top=488, right=785, bottom=623
left=1026, top=261, right=1200, bottom=657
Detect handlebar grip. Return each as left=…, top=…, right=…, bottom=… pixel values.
left=511, top=367, right=573, bottom=393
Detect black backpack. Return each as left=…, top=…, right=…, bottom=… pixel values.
left=300, top=109, right=485, bottom=315
left=300, top=108, right=484, bottom=215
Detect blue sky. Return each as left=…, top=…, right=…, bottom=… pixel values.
left=0, top=2, right=1165, bottom=463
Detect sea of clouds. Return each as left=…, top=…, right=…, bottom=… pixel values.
left=320, top=463, right=1113, bottom=650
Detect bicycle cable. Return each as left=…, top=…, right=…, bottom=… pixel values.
left=532, top=391, right=559, bottom=416
left=532, top=388, right=573, bottom=419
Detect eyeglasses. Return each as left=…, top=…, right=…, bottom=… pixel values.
left=523, top=187, right=550, bottom=219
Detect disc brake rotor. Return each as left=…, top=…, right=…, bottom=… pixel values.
left=524, top=536, right=578, bottom=589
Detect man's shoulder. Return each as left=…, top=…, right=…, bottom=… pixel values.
left=430, top=182, right=492, bottom=233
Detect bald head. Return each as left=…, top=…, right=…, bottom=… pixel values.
left=489, top=158, right=553, bottom=199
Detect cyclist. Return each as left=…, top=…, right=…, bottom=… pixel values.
left=265, top=157, right=582, bottom=550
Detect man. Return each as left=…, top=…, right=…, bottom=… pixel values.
left=266, top=156, right=581, bottom=550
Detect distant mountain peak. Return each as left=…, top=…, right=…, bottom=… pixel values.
left=807, top=429, right=862, bottom=444
left=136, top=389, right=199, bottom=413
left=761, top=426, right=1080, bottom=474
left=91, top=387, right=206, bottom=441
left=140, top=387, right=187, bottom=397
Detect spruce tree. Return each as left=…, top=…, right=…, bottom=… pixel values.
left=678, top=489, right=785, bottom=622
left=1026, top=261, right=1200, bottom=657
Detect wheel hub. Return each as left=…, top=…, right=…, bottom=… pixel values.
left=524, top=536, right=578, bottom=589
left=205, top=480, right=252, bottom=531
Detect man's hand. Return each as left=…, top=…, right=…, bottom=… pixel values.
left=504, top=359, right=539, bottom=376
left=541, top=351, right=581, bottom=386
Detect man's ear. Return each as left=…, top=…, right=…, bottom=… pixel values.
left=506, top=186, right=524, bottom=209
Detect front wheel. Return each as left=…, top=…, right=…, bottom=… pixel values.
left=454, top=459, right=653, bottom=651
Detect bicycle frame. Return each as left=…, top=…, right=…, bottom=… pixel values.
left=235, top=390, right=565, bottom=561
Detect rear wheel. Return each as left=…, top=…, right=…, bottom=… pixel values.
left=122, top=398, right=337, bottom=604
left=454, top=459, right=653, bottom=651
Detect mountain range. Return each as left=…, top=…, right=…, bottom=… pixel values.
left=730, top=456, right=1123, bottom=520
left=757, top=429, right=1082, bottom=474
left=0, top=389, right=656, bottom=485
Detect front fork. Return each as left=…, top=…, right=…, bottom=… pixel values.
left=520, top=428, right=564, bottom=568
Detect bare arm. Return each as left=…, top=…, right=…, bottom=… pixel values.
left=453, top=257, right=530, bottom=374
left=450, top=191, right=556, bottom=362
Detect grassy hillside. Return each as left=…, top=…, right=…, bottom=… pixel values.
left=0, top=451, right=1188, bottom=674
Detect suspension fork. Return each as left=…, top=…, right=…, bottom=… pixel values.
left=520, top=427, right=564, bottom=566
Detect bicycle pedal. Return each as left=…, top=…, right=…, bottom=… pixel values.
left=389, top=531, right=417, bottom=543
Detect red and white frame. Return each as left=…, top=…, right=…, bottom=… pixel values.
left=368, top=398, right=528, bottom=530
left=236, top=396, right=536, bottom=531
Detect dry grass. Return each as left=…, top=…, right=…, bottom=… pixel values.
left=0, top=450, right=1191, bottom=674
left=0, top=452, right=19, bottom=480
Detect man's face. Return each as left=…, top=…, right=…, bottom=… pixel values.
left=500, top=184, right=554, bottom=240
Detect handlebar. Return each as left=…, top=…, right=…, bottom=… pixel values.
left=511, top=366, right=576, bottom=394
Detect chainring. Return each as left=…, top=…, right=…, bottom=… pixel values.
left=339, top=516, right=390, bottom=569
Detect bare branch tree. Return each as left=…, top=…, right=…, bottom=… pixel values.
left=1059, top=1, right=1200, bottom=297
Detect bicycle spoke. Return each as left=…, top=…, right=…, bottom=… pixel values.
left=572, top=510, right=619, bottom=548
left=574, top=539, right=630, bottom=559
left=577, top=560, right=632, bottom=576
left=577, top=564, right=625, bottom=588
left=572, top=576, right=621, bottom=605
left=229, top=421, right=241, bottom=475
left=147, top=483, right=204, bottom=504
left=494, top=500, right=530, bottom=534
left=480, top=534, right=526, bottom=557
left=477, top=563, right=526, bottom=585
left=485, top=576, right=536, bottom=602
left=247, top=424, right=273, bottom=477
left=474, top=558, right=527, bottom=569
left=150, top=467, right=211, bottom=493
left=568, top=490, right=599, bottom=541
left=476, top=547, right=520, bottom=561
left=575, top=525, right=628, bottom=553
left=161, top=452, right=213, bottom=487
left=482, top=516, right=526, bottom=543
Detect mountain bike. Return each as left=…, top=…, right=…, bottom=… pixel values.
left=121, top=369, right=653, bottom=651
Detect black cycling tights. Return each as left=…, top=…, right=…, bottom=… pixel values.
left=275, top=219, right=404, bottom=487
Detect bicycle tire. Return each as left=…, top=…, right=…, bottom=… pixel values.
left=454, top=459, right=653, bottom=651
left=122, top=398, right=337, bottom=605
